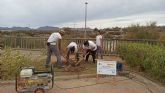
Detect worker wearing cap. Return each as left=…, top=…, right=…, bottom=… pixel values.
left=45, top=29, right=65, bottom=68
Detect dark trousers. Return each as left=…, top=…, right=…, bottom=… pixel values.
left=85, top=49, right=96, bottom=63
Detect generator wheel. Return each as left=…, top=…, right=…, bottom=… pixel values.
left=34, top=88, right=45, bottom=93
left=15, top=74, right=18, bottom=92
left=15, top=74, right=20, bottom=92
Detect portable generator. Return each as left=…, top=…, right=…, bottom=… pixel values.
left=15, top=66, right=54, bottom=93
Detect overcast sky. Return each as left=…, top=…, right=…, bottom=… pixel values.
left=0, top=0, right=165, bottom=28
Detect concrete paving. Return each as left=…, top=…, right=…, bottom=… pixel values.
left=0, top=75, right=165, bottom=93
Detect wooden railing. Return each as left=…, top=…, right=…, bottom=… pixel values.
left=2, top=36, right=159, bottom=55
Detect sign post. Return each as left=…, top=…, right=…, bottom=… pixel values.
left=96, top=60, right=117, bottom=84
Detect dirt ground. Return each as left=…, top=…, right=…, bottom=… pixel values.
left=9, top=50, right=124, bottom=76
left=11, top=49, right=123, bottom=66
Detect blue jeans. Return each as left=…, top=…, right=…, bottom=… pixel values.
left=45, top=45, right=63, bottom=67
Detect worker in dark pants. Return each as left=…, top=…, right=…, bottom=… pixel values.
left=83, top=40, right=97, bottom=63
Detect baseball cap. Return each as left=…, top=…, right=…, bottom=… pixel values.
left=59, top=29, right=65, bottom=35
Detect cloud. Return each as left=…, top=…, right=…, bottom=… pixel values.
left=0, top=0, right=165, bottom=28
left=65, top=11, right=165, bottom=28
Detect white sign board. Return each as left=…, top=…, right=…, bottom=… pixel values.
left=97, top=60, right=117, bottom=75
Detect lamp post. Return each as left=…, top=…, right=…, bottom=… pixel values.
left=84, top=2, right=88, bottom=39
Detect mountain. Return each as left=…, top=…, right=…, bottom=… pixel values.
left=37, top=26, right=59, bottom=30
left=11, top=27, right=31, bottom=30
left=0, top=27, right=31, bottom=30
left=0, top=27, right=10, bottom=30
left=0, top=26, right=93, bottom=31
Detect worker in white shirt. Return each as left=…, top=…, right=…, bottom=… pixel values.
left=83, top=40, right=97, bottom=63
left=45, top=29, right=65, bottom=68
left=66, top=42, right=79, bottom=61
left=96, top=30, right=103, bottom=59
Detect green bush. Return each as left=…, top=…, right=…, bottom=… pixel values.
left=117, top=43, right=165, bottom=83
left=0, top=48, right=45, bottom=80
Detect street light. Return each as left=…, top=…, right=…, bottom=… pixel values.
left=84, top=2, right=88, bottom=39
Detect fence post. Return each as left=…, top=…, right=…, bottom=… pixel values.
left=1, top=36, right=160, bottom=55
left=0, top=64, right=2, bottom=79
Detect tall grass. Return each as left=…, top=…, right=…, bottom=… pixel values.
left=124, top=22, right=160, bottom=40
left=117, top=43, right=165, bottom=83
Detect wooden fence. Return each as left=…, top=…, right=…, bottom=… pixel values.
left=2, top=36, right=159, bottom=55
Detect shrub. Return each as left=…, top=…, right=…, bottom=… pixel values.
left=124, top=22, right=160, bottom=40
left=117, top=43, right=165, bottom=83
left=0, top=48, right=45, bottom=80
